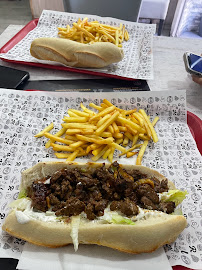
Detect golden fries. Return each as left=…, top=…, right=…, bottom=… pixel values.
left=136, top=141, right=149, bottom=165
left=58, top=18, right=129, bottom=47
left=35, top=99, right=159, bottom=164
left=34, top=123, right=54, bottom=138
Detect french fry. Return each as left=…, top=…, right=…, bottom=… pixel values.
left=129, top=117, right=139, bottom=125
left=108, top=146, right=115, bottom=163
left=92, top=145, right=104, bottom=156
left=91, top=145, right=109, bottom=161
left=132, top=134, right=139, bottom=146
left=122, top=136, right=129, bottom=146
left=54, top=153, right=71, bottom=159
left=115, top=138, right=123, bottom=145
left=119, top=143, right=142, bottom=157
left=108, top=125, right=114, bottom=134
left=102, top=99, right=113, bottom=107
left=118, top=126, right=127, bottom=132
left=124, top=30, right=129, bottom=41
left=125, top=124, right=137, bottom=135
left=103, top=99, right=123, bottom=112
left=97, top=114, right=111, bottom=127
left=66, top=149, right=80, bottom=161
left=55, top=152, right=87, bottom=159
left=62, top=123, right=97, bottom=129
left=124, top=132, right=133, bottom=142
left=86, top=145, right=92, bottom=154
left=89, top=103, right=103, bottom=111
left=68, top=109, right=89, bottom=118
left=96, top=111, right=119, bottom=136
left=67, top=111, right=80, bottom=117
left=80, top=103, right=95, bottom=116
left=69, top=141, right=86, bottom=149
left=139, top=109, right=159, bottom=143
left=111, top=142, right=126, bottom=153
left=126, top=152, right=138, bottom=158
left=90, top=106, right=115, bottom=122
left=63, top=116, right=88, bottom=123
left=115, top=30, right=119, bottom=46
left=100, top=103, right=108, bottom=109
left=122, top=109, right=137, bottom=116
left=76, top=134, right=114, bottom=145
left=152, top=116, right=159, bottom=126
left=51, top=143, right=74, bottom=152
left=90, top=143, right=101, bottom=150
left=132, top=112, right=144, bottom=127
left=80, top=129, right=94, bottom=135
left=143, top=121, right=152, bottom=139
left=34, top=123, right=54, bottom=137
left=100, top=132, right=113, bottom=138
left=117, top=116, right=145, bottom=133
left=139, top=134, right=150, bottom=140
left=136, top=140, right=149, bottom=165
left=113, top=132, right=123, bottom=139
left=112, top=122, right=119, bottom=133
left=44, top=133, right=74, bottom=145
left=103, top=147, right=111, bottom=159
left=65, top=135, right=79, bottom=141
left=73, top=23, right=95, bottom=40
left=65, top=129, right=82, bottom=135
left=45, top=127, right=66, bottom=148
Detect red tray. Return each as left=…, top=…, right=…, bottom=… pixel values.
left=187, top=111, right=202, bottom=155
left=0, top=19, right=135, bottom=81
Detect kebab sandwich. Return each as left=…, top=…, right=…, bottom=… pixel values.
left=2, top=161, right=187, bottom=254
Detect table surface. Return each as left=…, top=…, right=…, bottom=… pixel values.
left=0, top=24, right=202, bottom=121
left=0, top=24, right=201, bottom=270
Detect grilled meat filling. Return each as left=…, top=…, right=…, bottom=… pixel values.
left=27, top=162, right=175, bottom=219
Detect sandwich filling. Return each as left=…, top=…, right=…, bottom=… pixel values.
left=20, top=162, right=185, bottom=221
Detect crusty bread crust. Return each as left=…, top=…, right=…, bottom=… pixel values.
left=30, top=38, right=124, bottom=68
left=2, top=162, right=187, bottom=253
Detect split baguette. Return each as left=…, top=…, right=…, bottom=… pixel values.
left=30, top=38, right=124, bottom=68
left=2, top=162, right=187, bottom=254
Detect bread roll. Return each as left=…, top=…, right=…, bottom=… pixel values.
left=2, top=162, right=187, bottom=254
left=30, top=38, right=124, bottom=68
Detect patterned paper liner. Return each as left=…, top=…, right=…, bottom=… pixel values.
left=0, top=90, right=201, bottom=269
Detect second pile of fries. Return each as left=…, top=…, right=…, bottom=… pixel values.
left=35, top=99, right=159, bottom=165
left=58, top=17, right=129, bottom=47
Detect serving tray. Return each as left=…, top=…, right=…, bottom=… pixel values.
left=0, top=18, right=139, bottom=81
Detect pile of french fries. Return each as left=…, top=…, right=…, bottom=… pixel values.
left=58, top=17, right=129, bottom=47
left=35, top=99, right=159, bottom=165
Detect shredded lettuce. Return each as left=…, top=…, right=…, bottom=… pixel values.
left=70, top=215, right=80, bottom=251
left=100, top=211, right=135, bottom=225
left=18, top=189, right=27, bottom=199
left=111, top=213, right=135, bottom=225
left=160, top=190, right=188, bottom=206
left=171, top=208, right=183, bottom=216
left=9, top=198, right=31, bottom=210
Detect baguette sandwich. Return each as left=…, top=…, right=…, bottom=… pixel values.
left=2, top=161, right=187, bottom=254
left=30, top=38, right=124, bottom=68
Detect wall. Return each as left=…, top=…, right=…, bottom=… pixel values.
left=29, top=0, right=64, bottom=18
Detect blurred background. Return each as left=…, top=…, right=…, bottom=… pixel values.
left=0, top=0, right=202, bottom=38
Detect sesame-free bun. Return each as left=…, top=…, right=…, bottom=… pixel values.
left=30, top=38, right=124, bottom=68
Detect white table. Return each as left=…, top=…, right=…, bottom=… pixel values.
left=0, top=25, right=202, bottom=119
